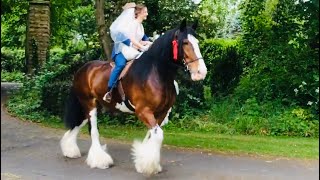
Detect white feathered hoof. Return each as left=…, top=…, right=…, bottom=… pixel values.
left=60, top=130, right=81, bottom=158
left=132, top=127, right=163, bottom=176
left=86, top=144, right=114, bottom=169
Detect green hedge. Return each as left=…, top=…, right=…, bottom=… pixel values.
left=1, top=47, right=25, bottom=72
left=200, top=38, right=242, bottom=97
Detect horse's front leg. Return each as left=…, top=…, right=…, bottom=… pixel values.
left=86, top=107, right=114, bottom=169
left=132, top=107, right=163, bottom=176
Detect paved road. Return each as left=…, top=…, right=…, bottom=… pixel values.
left=1, top=83, right=319, bottom=180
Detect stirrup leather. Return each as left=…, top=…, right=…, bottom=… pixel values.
left=103, top=91, right=112, bottom=103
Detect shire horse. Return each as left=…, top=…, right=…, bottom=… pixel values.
left=60, top=19, right=207, bottom=176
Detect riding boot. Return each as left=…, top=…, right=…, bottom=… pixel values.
left=103, top=87, right=112, bottom=103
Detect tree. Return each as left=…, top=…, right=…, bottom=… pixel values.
left=236, top=0, right=319, bottom=106
left=95, top=0, right=111, bottom=59
left=1, top=0, right=28, bottom=48
left=195, top=0, right=242, bottom=39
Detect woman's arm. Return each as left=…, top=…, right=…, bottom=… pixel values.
left=129, top=37, right=146, bottom=50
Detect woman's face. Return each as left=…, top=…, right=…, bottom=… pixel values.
left=138, top=7, right=148, bottom=20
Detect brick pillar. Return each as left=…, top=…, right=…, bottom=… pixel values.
left=25, top=0, right=50, bottom=75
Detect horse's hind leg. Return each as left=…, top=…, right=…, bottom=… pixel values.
left=60, top=89, right=87, bottom=158
left=85, top=105, right=113, bottom=169
left=132, top=107, right=163, bottom=176
left=60, top=119, right=88, bottom=158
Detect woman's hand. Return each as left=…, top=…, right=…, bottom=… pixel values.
left=139, top=46, right=148, bottom=52
left=122, top=2, right=136, bottom=10
left=140, top=41, right=152, bottom=46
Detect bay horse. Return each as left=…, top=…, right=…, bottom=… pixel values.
left=60, top=19, right=207, bottom=176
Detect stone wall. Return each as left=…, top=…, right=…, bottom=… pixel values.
left=26, top=1, right=50, bottom=74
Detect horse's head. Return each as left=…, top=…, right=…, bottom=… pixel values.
left=174, top=19, right=207, bottom=81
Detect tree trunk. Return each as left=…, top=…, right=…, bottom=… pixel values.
left=95, top=0, right=112, bottom=60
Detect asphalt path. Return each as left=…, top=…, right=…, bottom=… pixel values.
left=1, top=83, right=319, bottom=180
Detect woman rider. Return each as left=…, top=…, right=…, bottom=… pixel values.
left=103, top=3, right=152, bottom=102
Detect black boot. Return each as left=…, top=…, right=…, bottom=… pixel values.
left=103, top=87, right=112, bottom=103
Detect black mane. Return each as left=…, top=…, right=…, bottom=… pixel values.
left=129, top=25, right=197, bottom=85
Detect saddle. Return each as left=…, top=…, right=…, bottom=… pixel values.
left=109, top=60, right=135, bottom=101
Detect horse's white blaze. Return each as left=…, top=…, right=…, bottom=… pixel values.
left=188, top=34, right=207, bottom=81
left=86, top=108, right=113, bottom=169
left=174, top=80, right=179, bottom=95
left=132, top=126, right=163, bottom=176
left=115, top=101, right=135, bottom=114
left=60, top=119, right=88, bottom=158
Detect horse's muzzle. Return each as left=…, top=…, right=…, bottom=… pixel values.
left=191, top=71, right=206, bottom=81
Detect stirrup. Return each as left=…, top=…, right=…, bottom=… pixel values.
left=103, top=91, right=112, bottom=103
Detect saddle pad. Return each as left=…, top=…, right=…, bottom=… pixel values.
left=109, top=60, right=135, bottom=80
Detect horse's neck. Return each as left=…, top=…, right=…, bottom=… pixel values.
left=150, top=32, right=178, bottom=78
left=125, top=30, right=178, bottom=85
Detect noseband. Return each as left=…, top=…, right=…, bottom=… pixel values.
left=183, top=57, right=203, bottom=72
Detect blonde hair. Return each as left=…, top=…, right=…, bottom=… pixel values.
left=134, top=4, right=146, bottom=18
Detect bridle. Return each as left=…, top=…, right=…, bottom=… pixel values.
left=183, top=57, right=203, bottom=72
left=172, top=30, right=203, bottom=72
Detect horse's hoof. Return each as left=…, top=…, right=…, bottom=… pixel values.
left=63, top=150, right=81, bottom=159
left=86, top=145, right=114, bottom=169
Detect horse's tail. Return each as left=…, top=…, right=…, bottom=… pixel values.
left=63, top=87, right=85, bottom=130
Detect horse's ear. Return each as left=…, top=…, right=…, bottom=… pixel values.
left=192, top=20, right=198, bottom=30
left=180, top=19, right=187, bottom=31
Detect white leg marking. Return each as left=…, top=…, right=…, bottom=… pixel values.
left=60, top=119, right=88, bottom=158
left=86, top=108, right=114, bottom=169
left=132, top=126, right=163, bottom=176
left=161, top=108, right=172, bottom=127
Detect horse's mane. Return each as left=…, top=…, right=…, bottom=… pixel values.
left=129, top=27, right=183, bottom=85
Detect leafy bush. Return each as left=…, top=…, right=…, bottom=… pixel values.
left=6, top=46, right=101, bottom=122
left=1, top=71, right=25, bottom=82
left=294, top=79, right=319, bottom=115
left=39, top=47, right=101, bottom=116
left=1, top=47, right=25, bottom=72
left=269, top=108, right=319, bottom=137
left=200, top=38, right=242, bottom=97
left=236, top=0, right=319, bottom=118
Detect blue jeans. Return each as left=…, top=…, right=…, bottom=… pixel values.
left=108, top=52, right=127, bottom=89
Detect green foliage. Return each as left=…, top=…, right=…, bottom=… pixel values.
left=269, top=108, right=319, bottom=137
left=200, top=38, right=242, bottom=96
left=143, top=0, right=198, bottom=35
left=6, top=45, right=101, bottom=122
left=195, top=0, right=242, bottom=39
left=236, top=0, right=319, bottom=109
left=40, top=47, right=101, bottom=116
left=1, top=47, right=25, bottom=72
left=1, top=0, right=28, bottom=48
left=294, top=79, right=319, bottom=114
left=1, top=71, right=25, bottom=83
left=172, top=73, right=206, bottom=118
left=51, top=1, right=98, bottom=50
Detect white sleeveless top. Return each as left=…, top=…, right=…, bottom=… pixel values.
left=127, top=19, right=144, bottom=44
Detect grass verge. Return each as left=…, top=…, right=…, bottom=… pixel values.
left=35, top=119, right=319, bottom=160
